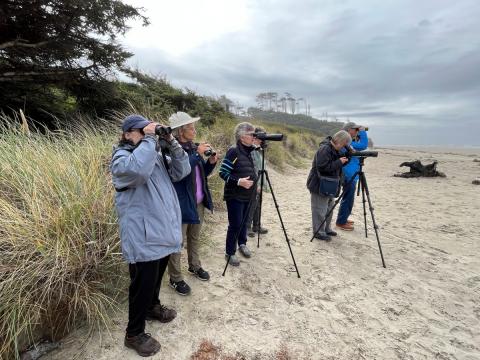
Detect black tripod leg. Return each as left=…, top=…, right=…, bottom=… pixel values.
left=257, top=169, right=265, bottom=248
left=360, top=179, right=368, bottom=238
left=264, top=170, right=301, bottom=278
left=222, top=255, right=231, bottom=276
left=360, top=173, right=386, bottom=268
left=222, top=176, right=261, bottom=276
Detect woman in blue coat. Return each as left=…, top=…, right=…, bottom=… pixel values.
left=110, top=115, right=190, bottom=357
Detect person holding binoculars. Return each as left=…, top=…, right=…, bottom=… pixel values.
left=111, top=114, right=190, bottom=357
left=167, top=112, right=219, bottom=295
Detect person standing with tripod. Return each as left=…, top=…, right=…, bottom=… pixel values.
left=307, top=130, right=351, bottom=241
left=219, top=122, right=257, bottom=266
left=247, top=126, right=269, bottom=238
left=336, top=122, right=369, bottom=231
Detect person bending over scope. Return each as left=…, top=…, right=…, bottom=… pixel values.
left=307, top=130, right=351, bottom=242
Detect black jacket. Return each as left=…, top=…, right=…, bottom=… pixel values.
left=219, top=142, right=258, bottom=202
left=306, top=137, right=343, bottom=194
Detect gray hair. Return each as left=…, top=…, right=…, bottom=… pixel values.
left=172, top=125, right=183, bottom=138
left=331, top=130, right=352, bottom=146
left=234, top=122, right=255, bottom=141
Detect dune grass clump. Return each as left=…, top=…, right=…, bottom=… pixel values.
left=0, top=120, right=125, bottom=359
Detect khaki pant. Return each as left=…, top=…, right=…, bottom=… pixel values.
left=168, top=204, right=205, bottom=282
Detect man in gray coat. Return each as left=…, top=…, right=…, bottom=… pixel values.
left=110, top=114, right=190, bottom=357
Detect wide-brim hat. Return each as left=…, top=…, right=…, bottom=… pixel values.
left=168, top=111, right=200, bottom=129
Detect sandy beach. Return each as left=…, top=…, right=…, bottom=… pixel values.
left=45, top=146, right=480, bottom=360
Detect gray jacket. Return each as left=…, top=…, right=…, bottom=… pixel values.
left=110, top=135, right=191, bottom=264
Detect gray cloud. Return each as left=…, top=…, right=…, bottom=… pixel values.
left=125, top=0, right=480, bottom=146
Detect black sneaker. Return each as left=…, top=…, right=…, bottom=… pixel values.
left=326, top=230, right=337, bottom=236
left=169, top=279, right=191, bottom=296
left=314, top=234, right=332, bottom=242
left=188, top=266, right=210, bottom=281
left=252, top=226, right=268, bottom=234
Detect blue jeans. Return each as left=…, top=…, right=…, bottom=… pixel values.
left=226, top=199, right=250, bottom=255
left=336, top=179, right=357, bottom=225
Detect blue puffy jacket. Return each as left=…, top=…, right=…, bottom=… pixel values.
left=173, top=142, right=216, bottom=224
left=342, top=130, right=369, bottom=182
left=110, top=136, right=191, bottom=264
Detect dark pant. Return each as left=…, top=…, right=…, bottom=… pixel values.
left=247, top=194, right=260, bottom=230
left=127, top=255, right=170, bottom=337
left=226, top=199, right=250, bottom=255
left=336, top=179, right=357, bottom=225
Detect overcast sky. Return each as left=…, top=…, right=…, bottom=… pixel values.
left=122, top=0, right=480, bottom=146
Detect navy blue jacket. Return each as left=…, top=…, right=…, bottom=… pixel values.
left=173, top=141, right=216, bottom=224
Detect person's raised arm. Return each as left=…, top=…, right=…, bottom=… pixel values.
left=166, top=138, right=191, bottom=182
left=351, top=129, right=368, bottom=151
left=111, top=135, right=158, bottom=189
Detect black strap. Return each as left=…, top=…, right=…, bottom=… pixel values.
left=115, top=187, right=130, bottom=192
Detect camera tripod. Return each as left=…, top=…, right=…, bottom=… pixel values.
left=309, top=157, right=386, bottom=268
left=222, top=142, right=301, bottom=278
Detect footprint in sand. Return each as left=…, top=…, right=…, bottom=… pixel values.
left=449, top=337, right=478, bottom=352
left=466, top=275, right=480, bottom=288
left=427, top=318, right=450, bottom=330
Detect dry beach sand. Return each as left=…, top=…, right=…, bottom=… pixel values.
left=45, top=147, right=480, bottom=360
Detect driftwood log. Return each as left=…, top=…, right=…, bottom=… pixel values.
left=394, top=160, right=446, bottom=178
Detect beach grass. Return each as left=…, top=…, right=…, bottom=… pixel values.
left=0, top=113, right=322, bottom=358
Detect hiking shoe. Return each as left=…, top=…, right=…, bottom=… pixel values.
left=336, top=223, right=354, bottom=231
left=253, top=226, right=268, bottom=234
left=238, top=244, right=252, bottom=258
left=326, top=230, right=338, bottom=236
left=125, top=332, right=161, bottom=357
left=169, top=279, right=191, bottom=296
left=146, top=304, right=177, bottom=323
left=225, top=254, right=240, bottom=266
left=188, top=266, right=210, bottom=281
left=314, top=234, right=332, bottom=242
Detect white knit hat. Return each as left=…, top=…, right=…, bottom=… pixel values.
left=168, top=111, right=200, bottom=129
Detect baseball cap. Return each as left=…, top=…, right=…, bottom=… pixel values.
left=121, top=115, right=151, bottom=132
left=342, top=122, right=361, bottom=131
